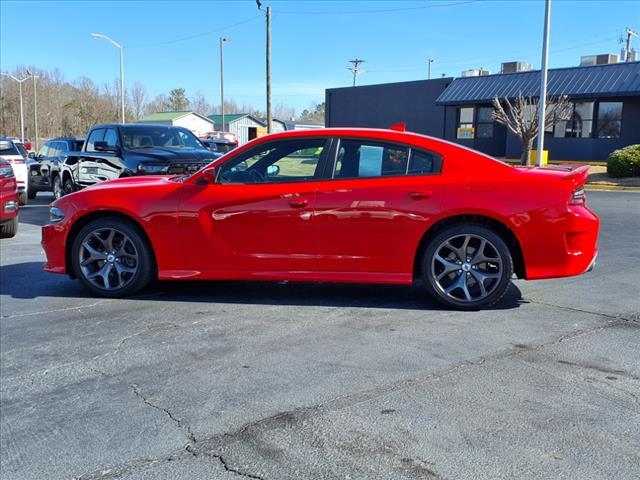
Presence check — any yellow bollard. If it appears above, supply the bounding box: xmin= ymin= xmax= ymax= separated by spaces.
xmin=530 ymin=149 xmax=549 ymax=166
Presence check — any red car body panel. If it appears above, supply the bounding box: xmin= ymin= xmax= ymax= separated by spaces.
xmin=0 ymin=158 xmax=19 ymax=224
xmin=41 ymin=128 xmax=599 ymax=284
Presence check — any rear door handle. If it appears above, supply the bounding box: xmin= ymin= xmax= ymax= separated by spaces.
xmin=408 ymin=191 xmax=432 ymax=200
xmin=288 ymin=199 xmax=308 ymax=208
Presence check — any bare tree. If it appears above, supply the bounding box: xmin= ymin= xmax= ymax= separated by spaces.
xmin=492 ymin=94 xmax=573 ymax=165
xmin=190 ymin=91 xmax=213 ymax=116
xmin=129 ymin=81 xmax=148 ymax=121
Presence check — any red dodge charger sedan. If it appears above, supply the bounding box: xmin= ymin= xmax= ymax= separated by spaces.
xmin=41 ymin=128 xmax=599 ymax=309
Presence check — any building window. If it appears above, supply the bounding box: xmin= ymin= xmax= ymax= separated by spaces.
xmin=596 ymin=102 xmax=622 ymax=138
xmin=565 ymin=102 xmax=594 ymax=138
xmin=457 ymin=107 xmax=474 ymax=139
xmin=476 ymin=107 xmax=494 ymax=138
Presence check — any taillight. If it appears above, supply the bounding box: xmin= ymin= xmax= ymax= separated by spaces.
xmin=569 ymin=186 xmax=586 ymax=206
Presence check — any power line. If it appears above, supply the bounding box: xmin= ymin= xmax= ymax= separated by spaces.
xmin=128 ymin=16 xmax=261 ymax=49
xmin=276 ymin=0 xmax=483 ymax=15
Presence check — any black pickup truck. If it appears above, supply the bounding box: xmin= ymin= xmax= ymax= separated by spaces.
xmin=59 ymin=124 xmax=217 ymax=194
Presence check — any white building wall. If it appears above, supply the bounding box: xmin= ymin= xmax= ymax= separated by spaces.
xmin=230 ymin=117 xmax=266 ymax=144
xmin=173 ymin=114 xmax=215 ymax=137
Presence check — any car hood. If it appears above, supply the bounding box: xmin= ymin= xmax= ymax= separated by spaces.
xmin=86 ymin=175 xmax=181 ymax=191
xmin=127 ymin=147 xmax=216 ymax=163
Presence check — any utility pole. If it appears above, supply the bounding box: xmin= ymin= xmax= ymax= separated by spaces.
xmin=347 ymin=59 xmax=365 ymax=87
xmin=624 ymin=27 xmax=638 ymax=61
xmin=27 ymin=69 xmax=38 ymax=150
xmin=257 ymin=1 xmax=272 ymax=133
xmin=535 ymin=0 xmax=551 ymax=168
xmin=219 ymin=37 xmax=229 ymax=132
xmin=1 ymin=73 xmax=29 ymax=142
xmin=428 ymin=58 xmax=435 ymax=80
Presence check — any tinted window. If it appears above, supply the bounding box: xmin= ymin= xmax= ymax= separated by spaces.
xmin=0 ymin=141 xmax=20 ymax=156
xmin=596 ymin=102 xmax=622 ymax=138
xmin=57 ymin=141 xmax=69 ymax=153
xmin=334 ymin=140 xmax=408 ymax=179
xmin=86 ymin=128 xmax=106 ymax=152
xmin=103 ymin=128 xmax=119 ymax=148
xmin=218 ymin=138 xmax=326 ymax=184
xmin=408 ymin=150 xmax=437 ymax=175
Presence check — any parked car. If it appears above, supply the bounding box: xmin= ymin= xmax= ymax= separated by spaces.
xmin=29 ymin=137 xmax=85 ymax=199
xmin=0 ymin=157 xmax=19 ymax=238
xmin=200 ymin=133 xmax=238 ymax=155
xmin=0 ymin=137 xmax=29 ymax=205
xmin=58 ymin=124 xmax=217 ymax=194
xmin=41 ymin=127 xmax=599 ymax=309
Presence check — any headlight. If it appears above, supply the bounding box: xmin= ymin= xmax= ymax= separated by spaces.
xmin=137 ymin=163 xmax=169 ymax=174
xmin=49 ymin=206 xmax=65 ymax=223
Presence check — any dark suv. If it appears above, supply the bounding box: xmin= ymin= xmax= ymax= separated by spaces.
xmin=29 ymin=137 xmax=85 ymax=199
xmin=59 ymin=124 xmax=217 ymax=194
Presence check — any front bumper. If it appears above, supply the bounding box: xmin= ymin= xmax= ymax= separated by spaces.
xmin=42 ymin=222 xmax=68 ymax=274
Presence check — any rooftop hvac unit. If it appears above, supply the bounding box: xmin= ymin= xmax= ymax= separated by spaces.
xmin=461 ymin=68 xmax=491 ymax=77
xmin=580 ymin=54 xmax=619 ymax=66
xmin=620 ymin=47 xmax=638 ymax=62
xmin=501 ymin=61 xmax=533 ymax=74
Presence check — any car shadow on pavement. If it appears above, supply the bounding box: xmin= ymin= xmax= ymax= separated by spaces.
xmin=0 ymin=261 xmax=524 ymax=311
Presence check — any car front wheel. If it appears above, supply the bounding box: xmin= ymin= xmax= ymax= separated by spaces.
xmin=63 ymin=178 xmax=75 ymax=196
xmin=52 ymin=176 xmax=63 ymax=199
xmin=422 ymin=223 xmax=513 ymax=310
xmin=18 ymin=192 xmax=27 ymax=206
xmin=71 ymin=218 xmax=155 ymax=297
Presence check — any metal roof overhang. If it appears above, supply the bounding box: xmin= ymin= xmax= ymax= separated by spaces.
xmin=436 ymin=62 xmax=640 ymax=105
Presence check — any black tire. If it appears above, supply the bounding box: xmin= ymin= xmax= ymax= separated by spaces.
xmin=63 ymin=177 xmax=75 ymax=196
xmin=28 ymin=189 xmax=37 ymax=200
xmin=422 ymin=223 xmax=513 ymax=310
xmin=18 ymin=192 xmax=27 ymax=206
xmin=0 ymin=216 xmax=18 ymax=239
xmin=52 ymin=176 xmax=63 ymax=199
xmin=71 ymin=217 xmax=155 ymax=298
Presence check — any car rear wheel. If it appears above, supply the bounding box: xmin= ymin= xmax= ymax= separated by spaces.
xmin=52 ymin=176 xmax=63 ymax=199
xmin=0 ymin=216 xmax=18 ymax=239
xmin=71 ymin=218 xmax=155 ymax=298
xmin=422 ymin=223 xmax=513 ymax=310
xmin=18 ymin=192 xmax=27 ymax=206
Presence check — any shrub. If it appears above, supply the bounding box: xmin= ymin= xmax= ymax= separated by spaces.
xmin=607 ymin=144 xmax=640 ymax=178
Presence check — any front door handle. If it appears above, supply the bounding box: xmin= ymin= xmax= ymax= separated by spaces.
xmin=288 ymin=199 xmax=308 ymax=209
xmin=408 ymin=191 xmax=432 ymax=200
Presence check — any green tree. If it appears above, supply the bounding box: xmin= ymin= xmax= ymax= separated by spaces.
xmin=168 ymin=88 xmax=189 ymax=111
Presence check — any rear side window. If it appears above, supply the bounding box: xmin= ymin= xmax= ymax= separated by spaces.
xmin=408 ymin=149 xmax=437 ymax=175
xmin=334 ymin=140 xmax=409 ymax=179
xmin=86 ymin=128 xmax=106 ymax=152
xmin=0 ymin=142 xmax=20 ymax=156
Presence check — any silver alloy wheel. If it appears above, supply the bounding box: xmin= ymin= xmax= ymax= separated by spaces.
xmin=78 ymin=227 xmax=139 ymax=290
xmin=53 ymin=177 xmax=62 ymax=199
xmin=431 ymin=233 xmax=503 ymax=303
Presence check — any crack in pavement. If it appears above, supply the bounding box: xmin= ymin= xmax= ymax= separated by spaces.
xmin=72 ymin=307 xmax=635 ymax=480
xmin=0 ymin=299 xmax=111 ymax=319
xmin=523 ymin=297 xmax=639 ymax=323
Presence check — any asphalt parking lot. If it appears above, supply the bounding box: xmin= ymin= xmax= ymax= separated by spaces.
xmin=1 ymin=190 xmax=639 ymax=480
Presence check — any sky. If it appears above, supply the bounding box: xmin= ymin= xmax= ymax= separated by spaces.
xmin=1 ymin=0 xmax=639 ymax=113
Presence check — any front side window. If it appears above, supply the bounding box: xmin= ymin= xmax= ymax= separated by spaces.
xmin=334 ymin=140 xmax=409 ymax=178
xmin=86 ymin=128 xmax=106 ymax=152
xmin=58 ymin=141 xmax=69 ymax=153
xmin=218 ymin=138 xmax=326 ymax=184
xmin=596 ymin=102 xmax=622 ymax=138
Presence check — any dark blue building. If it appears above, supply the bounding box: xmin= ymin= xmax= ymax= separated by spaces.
xmin=325 ymin=61 xmax=640 ymax=162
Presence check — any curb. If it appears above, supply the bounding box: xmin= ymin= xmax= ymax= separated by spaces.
xmin=585 ymin=183 xmax=640 ymax=191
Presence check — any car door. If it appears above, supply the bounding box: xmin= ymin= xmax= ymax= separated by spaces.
xmin=314 ymin=137 xmax=444 ymax=275
xmin=78 ymin=128 xmax=122 ymax=186
xmin=178 ymin=137 xmax=331 ymax=273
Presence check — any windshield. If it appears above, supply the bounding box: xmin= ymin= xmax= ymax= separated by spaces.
xmin=120 ymin=126 xmax=205 ymax=150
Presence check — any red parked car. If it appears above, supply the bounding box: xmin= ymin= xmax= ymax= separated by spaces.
xmin=41 ymin=128 xmax=599 ymax=309
xmin=0 ymin=157 xmax=19 ymax=238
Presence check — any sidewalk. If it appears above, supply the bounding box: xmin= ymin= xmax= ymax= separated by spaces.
xmin=585 ymin=165 xmax=640 ymax=191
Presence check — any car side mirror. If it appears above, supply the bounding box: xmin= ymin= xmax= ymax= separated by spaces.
xmin=28 ymin=152 xmax=37 ymax=159
xmin=94 ymin=141 xmax=120 ymax=153
xmin=203 ymin=167 xmax=218 ymax=184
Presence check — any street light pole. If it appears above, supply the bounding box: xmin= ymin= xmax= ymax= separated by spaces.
xmin=91 ymin=33 xmax=125 ymax=123
xmin=535 ymin=0 xmax=551 ymax=167
xmin=27 ymin=69 xmax=39 ymax=150
xmin=428 ymin=58 xmax=434 ymax=80
xmin=1 ymin=73 xmax=30 ymax=142
xmin=220 ymin=37 xmax=230 ymax=132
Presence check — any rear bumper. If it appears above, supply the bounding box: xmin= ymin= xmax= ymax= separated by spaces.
xmin=523 ymin=204 xmax=600 ymax=280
